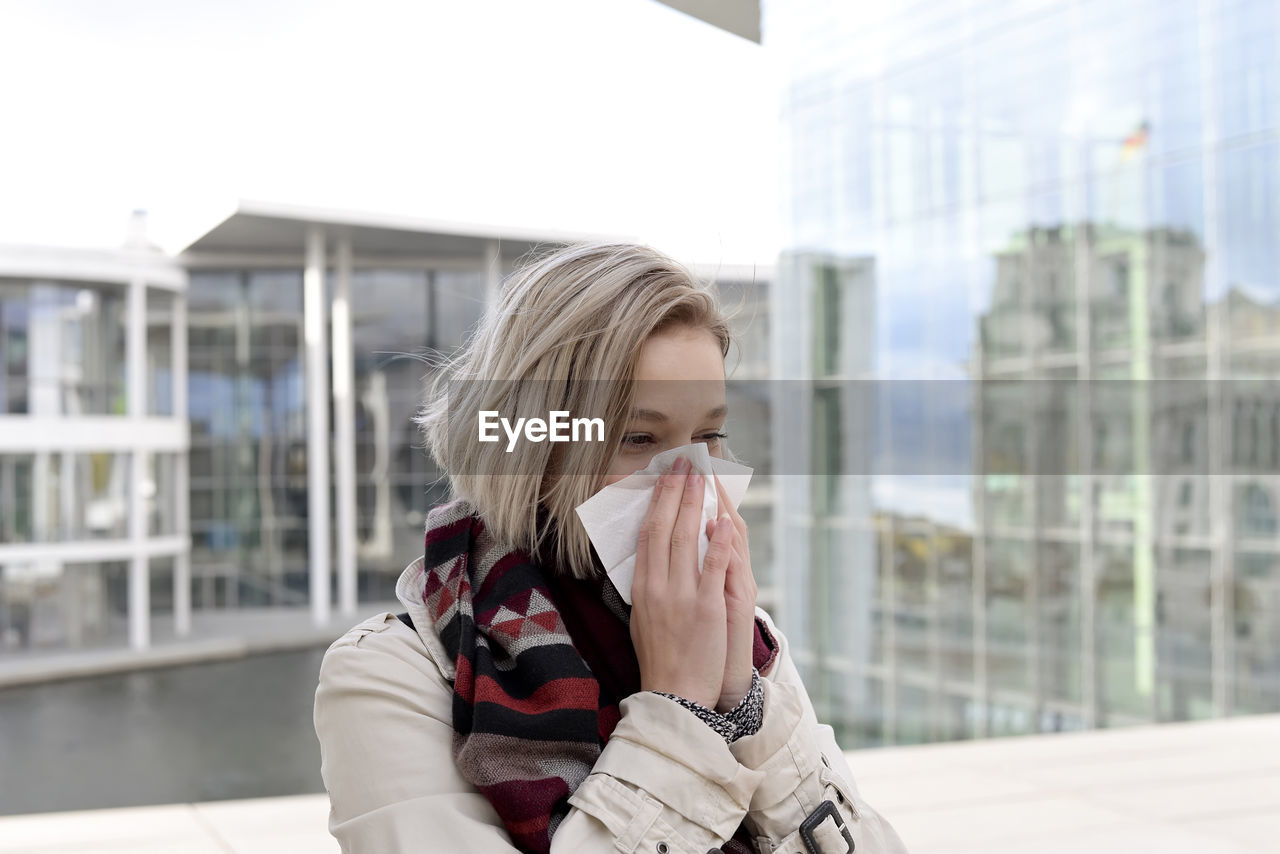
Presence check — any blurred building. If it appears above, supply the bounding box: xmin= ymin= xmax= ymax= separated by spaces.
xmin=771 ymin=251 xmax=880 ymax=731
xmin=178 ymin=202 xmax=570 ymax=628
xmin=761 ymin=0 xmax=1280 ymax=744
xmin=0 ymin=223 xmax=189 ymax=652
xmin=0 ymin=203 xmax=774 ymax=657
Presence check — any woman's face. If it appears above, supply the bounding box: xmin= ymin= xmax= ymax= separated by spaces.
xmin=600 ymin=325 xmax=727 ymax=487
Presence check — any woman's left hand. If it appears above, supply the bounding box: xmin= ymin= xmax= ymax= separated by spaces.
xmin=706 ymin=473 xmax=758 ymax=713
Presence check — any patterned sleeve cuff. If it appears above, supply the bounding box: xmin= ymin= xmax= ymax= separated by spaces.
xmin=724 ymin=668 xmax=764 ymax=739
xmin=651 ymin=669 xmax=763 ymax=744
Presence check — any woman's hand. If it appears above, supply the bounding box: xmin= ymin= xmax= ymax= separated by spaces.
xmin=707 ymin=473 xmax=758 ymax=712
xmin=631 ymin=456 xmax=738 ymax=710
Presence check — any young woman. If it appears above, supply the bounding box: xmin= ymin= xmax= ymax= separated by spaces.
xmin=313 ymin=243 xmax=909 ymax=854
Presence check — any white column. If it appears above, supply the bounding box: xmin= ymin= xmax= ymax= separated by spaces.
xmin=484 ymin=240 xmax=501 ymax=304
xmin=1075 ymin=222 xmax=1099 ymax=728
xmin=127 ymin=277 xmax=149 ymax=650
xmin=333 ymin=236 xmax=358 ymax=617
xmin=305 ymin=227 xmax=332 ymax=626
xmin=172 ymin=293 xmax=191 ymax=637
xmin=30 ymin=287 xmax=61 ymax=596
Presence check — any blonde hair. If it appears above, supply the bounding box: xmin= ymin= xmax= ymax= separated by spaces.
xmin=417 ymin=242 xmax=732 ymax=579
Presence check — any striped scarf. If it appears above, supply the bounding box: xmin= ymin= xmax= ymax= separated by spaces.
xmin=418 ymin=499 xmax=777 ymax=854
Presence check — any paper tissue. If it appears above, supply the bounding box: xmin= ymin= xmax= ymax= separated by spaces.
xmin=574 ymin=443 xmax=753 ymax=604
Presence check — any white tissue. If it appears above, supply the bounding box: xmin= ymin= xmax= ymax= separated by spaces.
xmin=574 ymin=443 xmax=753 ymax=604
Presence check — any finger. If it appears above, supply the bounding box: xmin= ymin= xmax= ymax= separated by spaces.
xmin=723 ymin=545 xmax=757 ymax=611
xmin=723 ymin=554 xmax=757 ymax=655
xmin=640 ymin=466 xmax=687 ymax=587
xmin=712 ymin=473 xmax=749 ymax=544
xmin=634 ymin=505 xmax=652 ymax=606
xmin=698 ymin=515 xmax=734 ymax=599
xmin=707 ymin=510 xmax=750 ymax=583
xmin=668 ymin=470 xmax=704 ymax=593
xmin=636 ymin=470 xmax=670 ymax=594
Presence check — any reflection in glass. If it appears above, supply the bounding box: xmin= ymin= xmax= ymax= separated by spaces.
xmin=771 ymin=0 xmax=1280 ymax=744
xmin=0 ymin=452 xmax=131 ymax=542
xmin=1156 ymin=548 xmax=1214 ymax=721
xmin=1233 ymin=553 xmax=1280 ymax=714
xmin=0 ymin=281 xmax=126 ymax=415
xmin=1039 ymin=542 xmax=1081 ymax=704
xmin=985 ymin=539 xmax=1030 ymax=693
xmin=1097 ymin=544 xmax=1146 ymax=719
xmin=188 ymin=270 xmax=305 ymax=608
xmin=147 ymin=290 xmax=175 ymax=416
xmin=147 ymin=452 xmax=179 ymax=537
xmin=187 ymin=266 xmax=490 ymax=608
xmin=0 ymin=561 xmax=128 ymax=651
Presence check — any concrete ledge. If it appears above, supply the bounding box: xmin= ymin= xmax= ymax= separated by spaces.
xmin=0 ymin=603 xmax=401 ymax=689
xmin=0 ymin=793 xmax=335 ymax=854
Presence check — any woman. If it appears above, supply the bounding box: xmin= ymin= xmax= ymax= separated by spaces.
xmin=314 ymin=243 xmax=909 ymax=854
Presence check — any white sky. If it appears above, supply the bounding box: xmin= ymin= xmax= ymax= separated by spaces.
xmin=0 ymin=0 xmax=778 ymax=266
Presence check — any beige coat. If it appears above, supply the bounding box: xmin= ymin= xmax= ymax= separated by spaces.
xmin=314 ymin=558 xmax=910 ymax=853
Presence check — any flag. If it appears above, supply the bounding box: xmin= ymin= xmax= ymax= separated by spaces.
xmin=1121 ymin=120 xmax=1150 ymax=161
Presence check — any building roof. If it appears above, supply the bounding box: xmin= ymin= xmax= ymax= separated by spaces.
xmin=176 ymin=199 xmax=620 ymax=262
xmin=0 ymin=243 xmax=185 ymax=290
xmin=655 ymin=1 xmax=760 ymax=43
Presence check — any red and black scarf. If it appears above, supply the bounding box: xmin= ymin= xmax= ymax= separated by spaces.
xmin=417 ymin=499 xmax=777 ymax=854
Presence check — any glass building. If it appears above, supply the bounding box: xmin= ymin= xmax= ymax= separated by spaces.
xmin=177 ymin=203 xmax=582 ymax=627
xmin=765 ymin=0 xmax=1280 ymax=744
xmin=0 ymin=232 xmax=190 ymax=652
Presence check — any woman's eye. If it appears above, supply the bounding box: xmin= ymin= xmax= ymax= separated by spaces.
xmin=621 ymin=432 xmax=725 ymax=451
xmin=621 ymin=434 xmax=653 ymax=449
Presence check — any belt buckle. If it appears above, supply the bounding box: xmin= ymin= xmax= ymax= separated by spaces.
xmin=798 ymin=799 xmax=855 ymax=854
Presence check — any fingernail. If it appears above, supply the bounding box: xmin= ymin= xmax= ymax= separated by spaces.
xmin=688 ymin=472 xmax=702 ymax=491
xmin=673 ymin=456 xmax=690 ymax=473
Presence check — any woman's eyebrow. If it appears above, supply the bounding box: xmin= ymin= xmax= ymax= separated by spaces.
xmin=629 ymin=404 xmax=727 ymax=422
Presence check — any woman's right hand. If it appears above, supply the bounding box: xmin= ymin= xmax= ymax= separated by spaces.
xmin=631 ymin=456 xmax=737 ymax=710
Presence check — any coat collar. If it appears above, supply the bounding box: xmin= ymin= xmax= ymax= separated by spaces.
xmin=394 ymin=555 xmax=457 ymax=680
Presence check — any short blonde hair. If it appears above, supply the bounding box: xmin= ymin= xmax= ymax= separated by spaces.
xmin=417 ymin=242 xmax=731 ymax=579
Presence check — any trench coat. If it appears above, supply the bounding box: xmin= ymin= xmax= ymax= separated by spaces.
xmin=314 ymin=557 xmax=911 ymax=854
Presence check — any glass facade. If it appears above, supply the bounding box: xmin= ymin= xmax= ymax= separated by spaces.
xmin=349 ymin=268 xmax=485 ymax=600
xmin=767 ymin=0 xmax=1280 ymax=744
xmin=0 ymin=258 xmax=188 ymax=654
xmin=5 ymin=560 xmax=130 ymax=649
xmin=0 ymin=281 xmax=126 ymax=416
xmin=186 ymin=266 xmax=488 ymax=609
xmin=0 ymin=451 xmax=133 ymax=543
xmin=187 ymin=270 xmax=308 ymax=608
